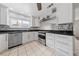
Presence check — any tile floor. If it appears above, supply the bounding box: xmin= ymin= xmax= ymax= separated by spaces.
xmin=0 ymin=41 xmax=55 ymax=56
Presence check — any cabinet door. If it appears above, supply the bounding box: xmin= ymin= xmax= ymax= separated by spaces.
xmin=16 ymin=33 xmax=22 ymax=45
xmin=28 ymin=32 xmax=34 ymax=41
xmin=0 ymin=5 xmax=8 ymax=25
xmin=0 ymin=34 xmax=8 ymax=53
xmin=33 ymin=32 xmax=38 ymax=40
xmin=56 ymin=3 xmax=73 ymax=24
xmin=28 ymin=32 xmax=38 ymax=42
xmin=46 ymin=33 xmax=55 ymax=48
xmin=55 ymin=34 xmax=73 ymax=56
xmin=22 ymin=32 xmax=29 ymax=44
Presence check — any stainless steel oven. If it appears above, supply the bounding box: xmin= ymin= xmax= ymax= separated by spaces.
xmin=38 ymin=31 xmax=46 ymax=46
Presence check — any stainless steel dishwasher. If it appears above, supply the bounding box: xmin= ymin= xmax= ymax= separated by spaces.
xmin=8 ymin=32 xmax=22 ymax=49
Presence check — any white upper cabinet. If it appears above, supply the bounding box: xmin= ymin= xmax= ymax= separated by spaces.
xmin=55 ymin=3 xmax=73 ymax=24
xmin=0 ymin=4 xmax=8 ymax=25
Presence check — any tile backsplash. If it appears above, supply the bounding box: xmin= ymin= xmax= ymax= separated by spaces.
xmin=58 ymin=23 xmax=73 ymax=31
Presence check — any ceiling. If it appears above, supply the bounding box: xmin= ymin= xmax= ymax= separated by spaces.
xmin=1 ymin=3 xmax=52 ymax=17
xmin=1 ymin=3 xmax=38 ymax=16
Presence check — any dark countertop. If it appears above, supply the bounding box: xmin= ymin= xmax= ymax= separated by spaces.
xmin=45 ymin=30 xmax=73 ymax=36
xmin=0 ymin=29 xmax=73 ymax=36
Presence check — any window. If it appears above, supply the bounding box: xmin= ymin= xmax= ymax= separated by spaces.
xmin=9 ymin=10 xmax=31 ymax=28
xmin=9 ymin=17 xmax=22 ymax=28
xmin=22 ymin=20 xmax=30 ymax=28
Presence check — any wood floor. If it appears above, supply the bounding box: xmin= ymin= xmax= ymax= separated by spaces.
xmin=0 ymin=41 xmax=55 ymax=56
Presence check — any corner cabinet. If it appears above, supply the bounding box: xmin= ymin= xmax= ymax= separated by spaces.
xmin=55 ymin=3 xmax=73 ymax=24
xmin=0 ymin=34 xmax=8 ymax=53
xmin=0 ymin=4 xmax=8 ymax=25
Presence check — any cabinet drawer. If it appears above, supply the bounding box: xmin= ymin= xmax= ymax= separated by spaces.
xmin=55 ymin=34 xmax=73 ymax=40
xmin=46 ymin=38 xmax=54 ymax=43
xmin=55 ymin=42 xmax=73 ymax=52
xmin=55 ymin=34 xmax=73 ymax=44
xmin=46 ymin=33 xmax=54 ymax=38
xmin=56 ymin=37 xmax=73 ymax=43
xmin=46 ymin=37 xmax=54 ymax=40
xmin=55 ymin=39 xmax=73 ymax=46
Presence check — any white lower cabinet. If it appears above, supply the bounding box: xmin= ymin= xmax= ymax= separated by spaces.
xmin=0 ymin=34 xmax=8 ymax=53
xmin=46 ymin=33 xmax=73 ymax=56
xmin=32 ymin=32 xmax=38 ymax=40
xmin=28 ymin=32 xmax=34 ymax=42
xmin=28 ymin=32 xmax=38 ymax=41
xmin=22 ymin=32 xmax=38 ymax=44
xmin=46 ymin=33 xmax=55 ymax=48
xmin=22 ymin=32 xmax=29 ymax=44
xmin=55 ymin=34 xmax=73 ymax=56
